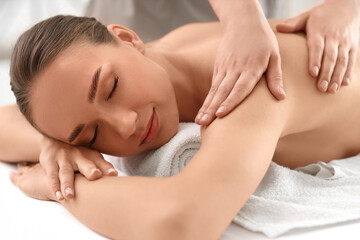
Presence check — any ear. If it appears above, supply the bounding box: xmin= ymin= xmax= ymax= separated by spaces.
xmin=107 ymin=24 xmax=145 ymax=54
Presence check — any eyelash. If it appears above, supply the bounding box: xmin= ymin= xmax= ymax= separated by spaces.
xmin=89 ymin=125 xmax=98 ymax=148
xmin=88 ymin=75 xmax=117 ymax=148
xmin=107 ymin=75 xmax=118 ymax=100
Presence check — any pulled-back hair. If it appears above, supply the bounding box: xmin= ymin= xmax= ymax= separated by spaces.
xmin=10 ymin=15 xmax=114 ymax=126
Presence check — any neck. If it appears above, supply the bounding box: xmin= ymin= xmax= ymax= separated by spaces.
xmin=144 ymin=46 xmax=208 ymax=122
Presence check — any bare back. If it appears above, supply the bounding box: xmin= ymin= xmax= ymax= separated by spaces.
xmin=149 ymin=20 xmax=360 ymax=169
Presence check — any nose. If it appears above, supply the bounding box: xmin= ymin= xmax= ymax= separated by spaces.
xmin=106 ymin=109 xmax=138 ymax=139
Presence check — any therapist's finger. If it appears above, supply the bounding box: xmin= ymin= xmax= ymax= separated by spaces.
xmin=307 ymin=34 xmax=324 ymax=77
xmin=58 ymin=160 xmax=75 ymax=200
xmin=266 ymin=53 xmax=285 ymax=100
xmin=276 ymin=11 xmax=309 ymax=33
xmin=343 ymin=48 xmax=357 ymax=85
xmin=328 ymin=46 xmax=349 ymax=93
xmin=195 ymin=69 xmax=225 ymax=124
xmin=199 ymin=73 xmax=239 ymax=125
xmin=318 ymin=39 xmax=338 ymax=92
xmin=217 ymin=71 xmax=260 ymax=117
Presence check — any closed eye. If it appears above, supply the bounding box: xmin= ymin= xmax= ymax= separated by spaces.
xmin=107 ymin=75 xmax=118 ymax=100
xmin=89 ymin=125 xmax=98 ymax=148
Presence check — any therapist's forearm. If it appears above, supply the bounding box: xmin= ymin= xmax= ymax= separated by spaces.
xmin=345 ymin=0 xmax=360 ymax=12
xmin=209 ymin=0 xmax=266 ymax=29
xmin=0 ymin=104 xmax=41 ymax=162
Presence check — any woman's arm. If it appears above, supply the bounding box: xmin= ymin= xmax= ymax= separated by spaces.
xmin=0 ymin=104 xmax=116 ymax=201
xmin=11 ymin=77 xmax=289 ymax=240
xmin=0 ymin=104 xmax=42 ymax=162
xmin=56 ymin=78 xmax=290 ymax=239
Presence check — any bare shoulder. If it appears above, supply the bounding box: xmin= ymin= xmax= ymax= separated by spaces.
xmin=149 ymin=22 xmax=223 ymax=51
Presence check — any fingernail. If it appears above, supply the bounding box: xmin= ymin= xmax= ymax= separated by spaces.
xmin=91 ymin=168 xmax=101 ymax=175
xmin=201 ymin=113 xmax=209 ymax=122
xmin=216 ymin=106 xmax=225 ymax=115
xmin=56 ymin=191 xmax=63 ymax=201
xmin=107 ymin=168 xmax=117 ymax=175
xmin=278 ymin=86 xmax=286 ymax=97
xmin=344 ymin=78 xmax=351 ymax=85
xmin=329 ymin=82 xmax=338 ymax=93
xmin=313 ymin=66 xmax=319 ymax=76
xmin=196 ymin=112 xmax=204 ymax=121
xmin=65 ymin=187 xmax=74 ymax=198
xmin=320 ymin=80 xmax=328 ymax=92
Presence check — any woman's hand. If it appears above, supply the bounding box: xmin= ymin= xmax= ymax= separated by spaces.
xmin=276 ymin=0 xmax=360 ymax=93
xmin=10 ymin=163 xmax=54 ymax=201
xmin=195 ymin=14 xmax=286 ymax=126
xmin=39 ymin=136 xmax=118 ymax=201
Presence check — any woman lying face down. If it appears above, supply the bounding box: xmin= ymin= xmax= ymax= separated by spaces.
xmin=7 ymin=15 xmax=360 ymax=239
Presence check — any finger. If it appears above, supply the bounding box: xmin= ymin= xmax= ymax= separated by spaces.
xmin=16 ymin=164 xmax=31 ymax=174
xmin=199 ymin=73 xmax=239 ymax=125
xmin=91 ymin=153 xmax=118 ymax=176
xmin=276 ymin=11 xmax=309 ymax=33
xmin=216 ymin=71 xmax=260 ymax=117
xmin=328 ymin=46 xmax=349 ymax=93
xmin=195 ymin=70 xmax=225 ymax=124
xmin=343 ymin=48 xmax=357 ymax=85
xmin=318 ymin=39 xmax=338 ymax=93
xmin=9 ymin=172 xmax=21 ymax=186
xmin=307 ymin=34 xmax=324 ymax=77
xmin=58 ymin=160 xmax=75 ymax=200
xmin=75 ymin=157 xmax=102 ymax=180
xmin=266 ymin=53 xmax=285 ymax=100
xmin=40 ymin=157 xmax=63 ymax=201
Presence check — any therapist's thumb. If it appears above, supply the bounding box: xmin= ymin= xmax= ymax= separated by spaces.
xmin=276 ymin=12 xmax=309 ymax=33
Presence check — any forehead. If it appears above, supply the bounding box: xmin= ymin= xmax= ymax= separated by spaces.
xmin=31 ymin=43 xmax=105 ymax=140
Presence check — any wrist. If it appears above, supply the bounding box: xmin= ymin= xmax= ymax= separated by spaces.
xmin=209 ymin=0 xmax=266 ymax=29
xmin=327 ymin=0 xmax=360 ymax=15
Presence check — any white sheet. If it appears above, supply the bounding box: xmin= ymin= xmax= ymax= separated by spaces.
xmin=1 ymin=160 xmax=360 ymax=240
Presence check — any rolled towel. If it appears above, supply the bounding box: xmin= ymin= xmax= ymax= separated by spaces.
xmin=122 ymin=122 xmax=200 ymax=177
xmin=120 ymin=122 xmax=360 ymax=237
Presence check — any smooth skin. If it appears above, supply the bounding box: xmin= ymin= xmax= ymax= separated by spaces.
xmin=2 ymin=0 xmax=359 ymax=200
xmin=6 ymin=20 xmax=360 ymax=239
xmin=197 ymin=0 xmax=360 ymax=126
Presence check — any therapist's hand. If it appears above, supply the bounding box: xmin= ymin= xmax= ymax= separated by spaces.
xmin=195 ymin=16 xmax=286 ymax=126
xmin=38 ymin=136 xmax=117 ymax=201
xmin=276 ymin=0 xmax=360 ymax=93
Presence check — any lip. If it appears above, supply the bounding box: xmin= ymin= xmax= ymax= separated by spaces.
xmin=140 ymin=108 xmax=159 ymax=145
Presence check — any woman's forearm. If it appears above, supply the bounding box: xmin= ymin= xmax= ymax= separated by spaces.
xmin=59 ymin=79 xmax=288 ymax=240
xmin=60 ymin=174 xmax=187 ymax=240
xmin=0 ymin=104 xmax=42 ymax=162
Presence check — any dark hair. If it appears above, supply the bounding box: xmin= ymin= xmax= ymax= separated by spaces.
xmin=10 ymin=15 xmax=114 ymax=127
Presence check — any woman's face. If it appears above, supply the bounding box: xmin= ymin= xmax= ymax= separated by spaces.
xmin=31 ymin=38 xmax=179 ymax=156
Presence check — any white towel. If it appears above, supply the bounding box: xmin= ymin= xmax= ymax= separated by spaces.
xmin=120 ymin=123 xmax=201 ymax=177
xmin=120 ymin=123 xmax=360 ymax=238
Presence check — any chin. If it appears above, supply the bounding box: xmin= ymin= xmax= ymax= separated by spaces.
xmin=155 ymin=116 xmax=179 ymax=148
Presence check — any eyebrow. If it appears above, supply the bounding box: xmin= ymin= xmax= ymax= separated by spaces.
xmin=88 ymin=66 xmax=102 ymax=103
xmin=68 ymin=67 xmax=101 ymax=143
xmin=67 ymin=124 xmax=85 ymax=143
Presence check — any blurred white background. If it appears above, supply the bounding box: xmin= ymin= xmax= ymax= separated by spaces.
xmin=0 ymin=0 xmax=90 ymax=106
